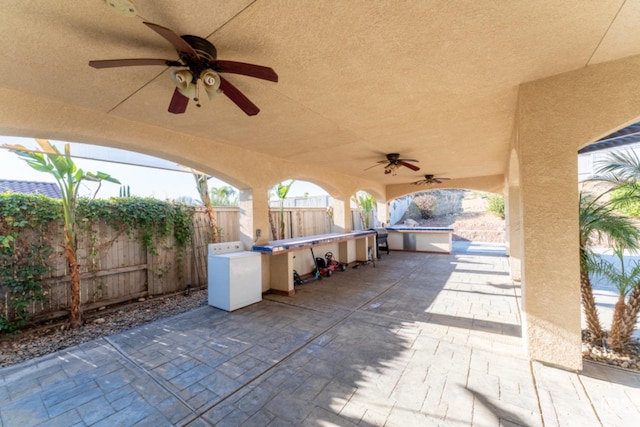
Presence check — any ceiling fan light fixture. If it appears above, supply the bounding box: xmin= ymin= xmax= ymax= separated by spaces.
xmin=170 ymin=69 xmax=195 ymax=97
xmin=201 ymin=70 xmax=221 ymax=100
xmin=384 ymin=163 xmax=399 ymax=175
xmin=89 ymin=20 xmax=277 ymax=115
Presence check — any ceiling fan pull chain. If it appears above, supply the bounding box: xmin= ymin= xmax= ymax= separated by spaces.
xmin=194 ymin=78 xmax=201 ymax=107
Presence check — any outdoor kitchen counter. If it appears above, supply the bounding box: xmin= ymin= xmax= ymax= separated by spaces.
xmin=386 ymin=226 xmax=453 ymax=254
xmin=253 ymin=230 xmax=377 ymax=295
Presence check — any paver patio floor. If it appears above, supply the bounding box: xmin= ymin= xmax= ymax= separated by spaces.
xmin=1 ymin=242 xmax=639 ymax=426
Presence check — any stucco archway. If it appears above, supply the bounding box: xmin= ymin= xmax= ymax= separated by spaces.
xmin=514 ymin=54 xmax=640 ymax=370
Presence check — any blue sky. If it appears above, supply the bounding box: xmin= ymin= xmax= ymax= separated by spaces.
xmin=0 ymin=136 xmax=327 ymax=201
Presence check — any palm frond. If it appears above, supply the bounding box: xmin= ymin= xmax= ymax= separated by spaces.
xmin=594 ymin=150 xmax=640 ymax=181
xmin=579 ymin=191 xmax=640 ymax=252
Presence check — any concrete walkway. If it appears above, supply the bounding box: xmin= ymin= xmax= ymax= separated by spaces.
xmin=1 ymin=242 xmax=639 ymax=426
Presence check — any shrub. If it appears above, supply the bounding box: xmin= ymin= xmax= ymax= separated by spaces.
xmin=609 ymin=185 xmax=640 ymax=217
xmin=486 ymin=194 xmax=505 ymax=219
xmin=413 ymin=194 xmax=439 ymax=219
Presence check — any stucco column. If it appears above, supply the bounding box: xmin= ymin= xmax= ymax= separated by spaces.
xmin=376 ymin=201 xmax=389 ymax=228
xmin=504 ymin=192 xmax=511 ymax=256
xmin=239 ymin=186 xmax=270 ymax=248
xmin=506 ymin=189 xmax=522 ymax=282
xmin=330 ymin=196 xmax=351 ymax=232
xmin=506 ymin=154 xmax=522 ymax=282
xmin=516 ymin=116 xmax=582 ymax=371
xmin=239 ymin=186 xmax=272 ymax=292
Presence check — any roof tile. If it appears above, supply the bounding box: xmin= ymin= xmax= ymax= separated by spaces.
xmin=0 ymin=179 xmax=62 ymax=199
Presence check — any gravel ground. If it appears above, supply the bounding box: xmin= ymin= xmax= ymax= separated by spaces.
xmin=0 ymin=288 xmax=207 ymax=368
xmin=582 ymin=331 xmax=640 ymax=372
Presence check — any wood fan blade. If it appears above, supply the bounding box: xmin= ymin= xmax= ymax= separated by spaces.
xmin=143 ymin=22 xmax=199 ymax=58
xmin=219 ymin=76 xmax=260 ymax=116
xmin=399 ymin=161 xmax=420 ymax=171
xmin=168 ymin=88 xmax=189 ymax=114
xmin=210 ymin=60 xmax=278 ymax=82
xmin=364 ymin=163 xmax=384 ymax=171
xmin=89 ymin=58 xmax=179 ymax=68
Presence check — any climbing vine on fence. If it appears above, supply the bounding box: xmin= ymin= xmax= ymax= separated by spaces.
xmin=76 ymin=197 xmax=194 ymax=254
xmin=1 ymin=194 xmax=194 ymax=333
xmin=0 ymin=194 xmax=61 ymax=333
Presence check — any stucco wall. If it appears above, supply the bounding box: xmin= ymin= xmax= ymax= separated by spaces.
xmin=512 ymin=54 xmax=640 ymax=370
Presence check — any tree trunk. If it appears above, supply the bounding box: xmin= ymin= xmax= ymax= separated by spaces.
xmin=206 ymin=205 xmax=220 ymax=243
xmin=580 ymin=267 xmax=604 ymax=340
xmin=619 ymin=286 xmax=640 ymax=348
xmin=268 ymin=207 xmax=277 ymax=240
xmin=607 ymin=294 xmax=628 ymax=350
xmin=279 ymin=205 xmax=286 ymax=240
xmin=64 ymin=231 xmax=82 ymax=328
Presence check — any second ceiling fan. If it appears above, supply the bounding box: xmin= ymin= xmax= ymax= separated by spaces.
xmin=366 ymin=153 xmax=420 ymax=175
xmin=411 ymin=174 xmax=450 ymax=185
xmin=89 ymin=21 xmax=278 ymax=116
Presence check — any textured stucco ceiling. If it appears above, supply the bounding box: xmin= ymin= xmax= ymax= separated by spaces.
xmin=1 ymin=0 xmax=638 ymax=189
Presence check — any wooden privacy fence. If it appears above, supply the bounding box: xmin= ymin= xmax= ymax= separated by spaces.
xmin=2 ymin=206 xmax=369 ymax=322
xmin=268 ymin=207 xmax=373 ymax=239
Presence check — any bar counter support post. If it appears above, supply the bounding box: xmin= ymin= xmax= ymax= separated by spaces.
xmin=269 ymin=252 xmax=294 ymax=295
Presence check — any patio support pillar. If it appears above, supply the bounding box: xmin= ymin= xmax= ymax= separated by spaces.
xmin=376 ymin=201 xmax=389 ymax=228
xmin=239 ymin=186 xmax=271 ymax=292
xmin=330 ymin=196 xmax=351 ymax=233
xmin=507 ymin=150 xmax=522 ymax=282
xmin=516 ymin=89 xmax=582 ymax=371
xmin=239 ymin=186 xmax=270 ymax=247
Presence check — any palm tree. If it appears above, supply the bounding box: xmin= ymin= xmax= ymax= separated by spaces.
xmin=578 ymin=191 xmax=640 ymax=340
xmin=210 ymin=185 xmax=238 ymax=206
xmin=589 ymin=247 xmax=640 ymax=349
xmin=352 ymin=192 xmax=376 ymax=229
xmin=588 ymin=149 xmax=640 ymax=347
xmin=6 ymin=139 xmax=119 ymax=327
xmin=620 ymin=285 xmax=640 ymax=347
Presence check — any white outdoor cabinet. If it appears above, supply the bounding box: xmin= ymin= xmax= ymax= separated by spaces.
xmin=208 ymin=251 xmax=262 ymax=311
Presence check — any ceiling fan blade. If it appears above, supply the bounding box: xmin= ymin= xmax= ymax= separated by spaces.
xmin=364 ymin=163 xmax=384 ymax=171
xmin=143 ymin=22 xmax=199 ymax=58
xmin=399 ymin=161 xmax=420 ymax=171
xmin=89 ymin=58 xmax=179 ymax=69
xmin=219 ymin=76 xmax=260 ymax=116
xmin=168 ymin=88 xmax=189 ymax=114
xmin=210 ymin=60 xmax=278 ymax=82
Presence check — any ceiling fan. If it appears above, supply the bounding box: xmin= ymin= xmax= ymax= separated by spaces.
xmin=411 ymin=174 xmax=451 ymax=185
xmin=89 ymin=21 xmax=278 ymax=116
xmin=365 ymin=153 xmax=420 ymax=175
